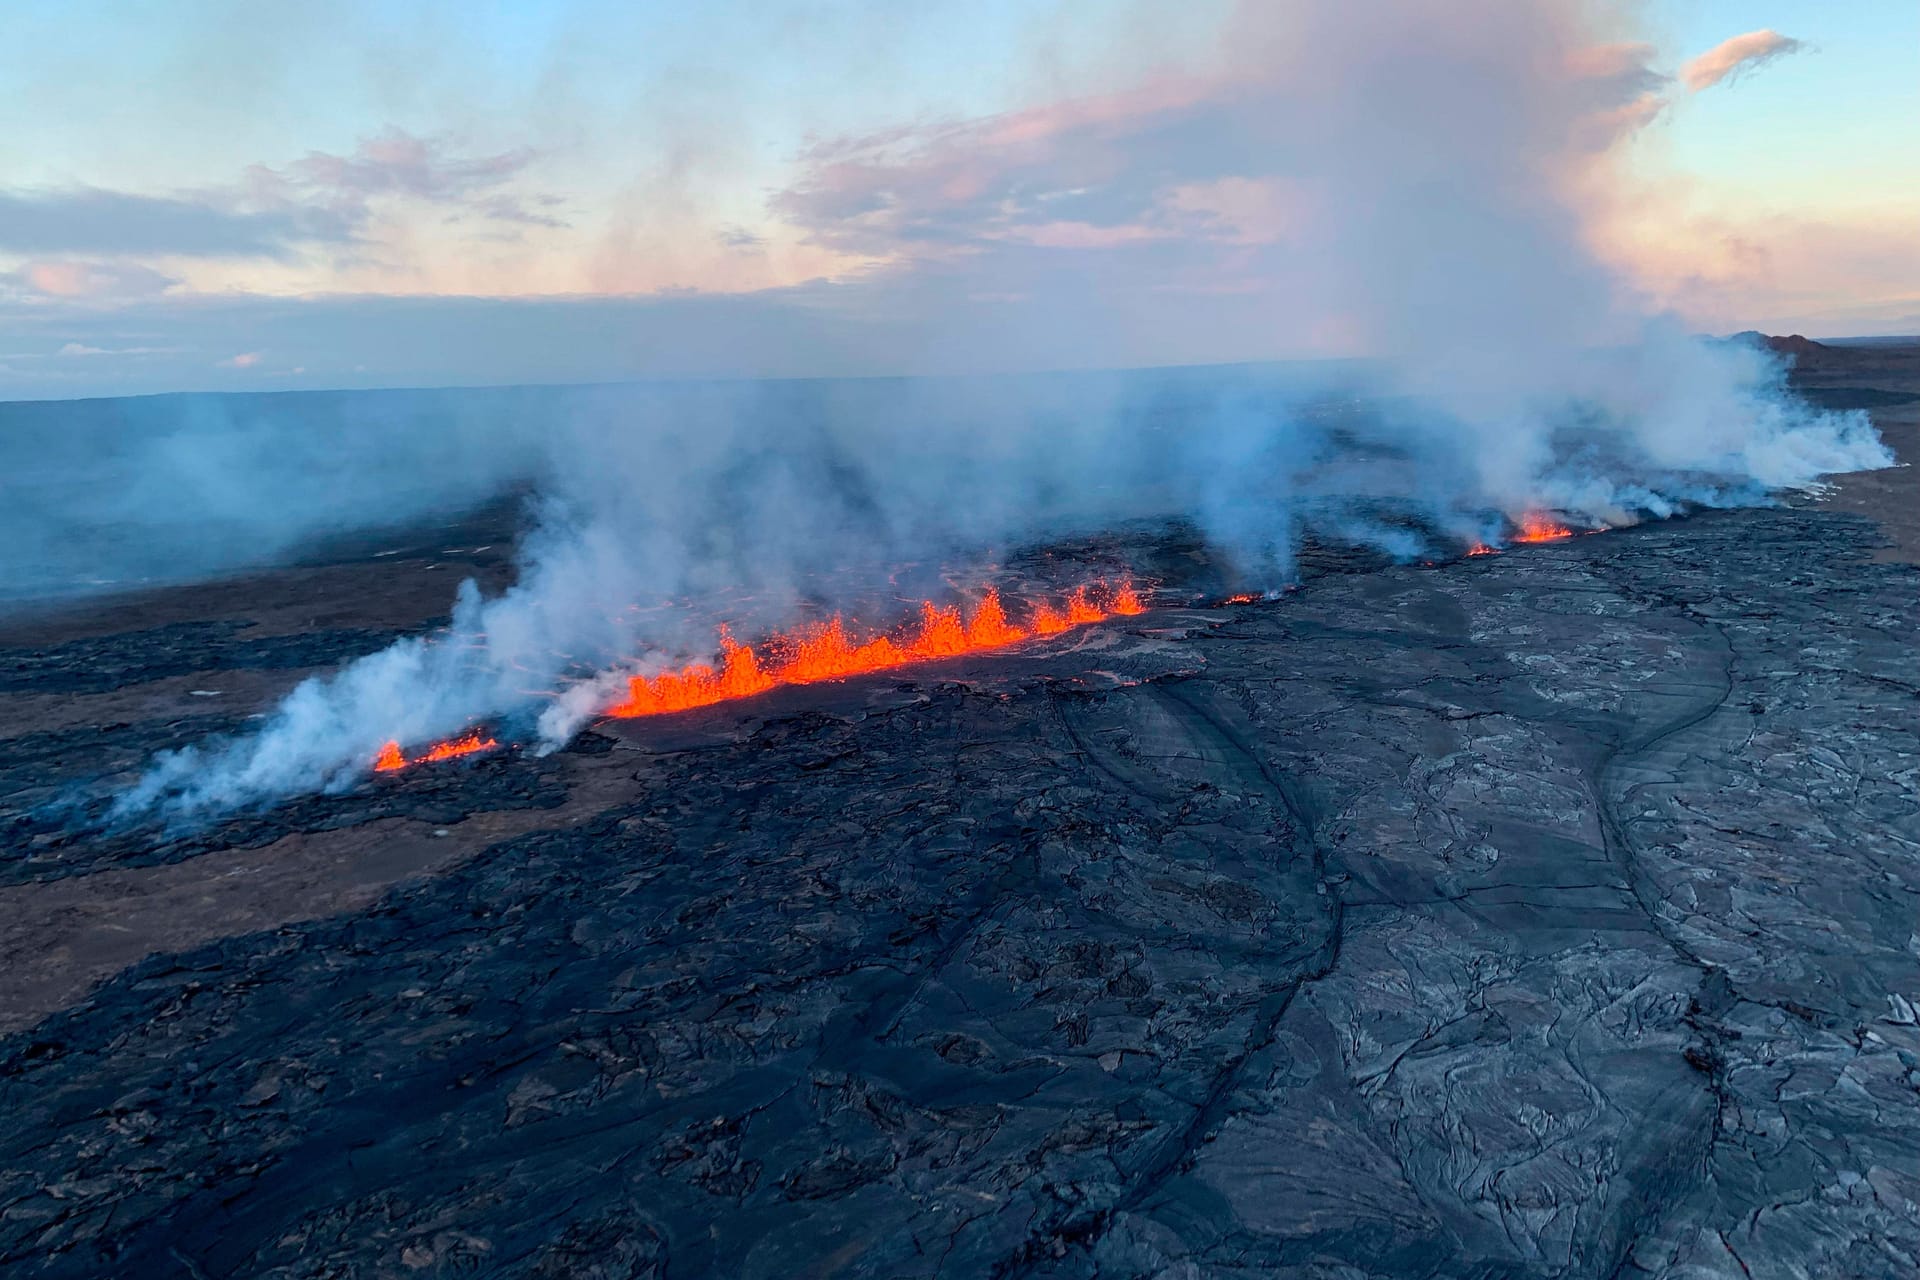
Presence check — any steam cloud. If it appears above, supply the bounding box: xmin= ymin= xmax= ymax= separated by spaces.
xmin=112 ymin=0 xmax=1891 ymax=820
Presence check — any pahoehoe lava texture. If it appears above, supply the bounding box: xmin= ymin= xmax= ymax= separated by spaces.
xmin=2 ymin=506 xmax=1918 ymax=1278
xmin=0 ymin=619 xmax=442 ymax=697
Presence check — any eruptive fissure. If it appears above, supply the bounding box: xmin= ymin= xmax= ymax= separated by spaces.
xmin=1513 ymin=513 xmax=1580 ymax=543
xmin=1468 ymin=511 xmax=1594 ymax=557
xmin=368 ymin=517 xmax=1615 ymax=776
xmin=359 ymin=513 xmax=1628 ymax=776
xmin=373 ymin=730 xmax=498 ymax=773
xmin=372 ymin=581 xmax=1145 ymax=772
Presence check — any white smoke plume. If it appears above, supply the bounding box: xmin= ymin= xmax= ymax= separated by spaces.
xmin=113 ymin=0 xmax=1891 ymax=820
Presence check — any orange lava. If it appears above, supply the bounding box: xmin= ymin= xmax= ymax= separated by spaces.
xmin=373 ymin=729 xmax=498 ymax=773
xmin=1513 ymin=513 xmax=1576 ymax=543
xmin=1221 ymin=592 xmax=1262 ymax=604
xmin=608 ymin=582 xmax=1143 ymax=720
xmin=1466 ymin=543 xmax=1499 ymax=557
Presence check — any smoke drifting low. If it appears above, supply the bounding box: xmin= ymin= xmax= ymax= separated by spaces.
xmin=0 ymin=387 xmax=552 ymax=603
xmin=112 ymin=0 xmax=1891 ymax=819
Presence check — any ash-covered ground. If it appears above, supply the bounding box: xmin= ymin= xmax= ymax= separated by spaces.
xmin=2 ymin=347 xmax=1918 ymax=1279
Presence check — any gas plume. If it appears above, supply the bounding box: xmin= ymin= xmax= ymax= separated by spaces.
xmin=112 ymin=0 xmax=1890 ymax=818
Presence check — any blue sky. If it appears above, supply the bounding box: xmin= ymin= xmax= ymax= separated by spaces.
xmin=1646 ymin=1 xmax=1917 ymax=211
xmin=0 ymin=0 xmax=1913 ymax=398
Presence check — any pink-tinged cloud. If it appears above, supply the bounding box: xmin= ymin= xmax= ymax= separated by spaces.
xmin=771 ymin=0 xmax=1667 ymax=345
xmin=220 ymin=351 xmax=262 ymax=368
xmin=1681 ymin=30 xmax=1805 ymax=93
xmin=18 ymin=259 xmax=176 ymax=298
xmin=268 ymin=130 xmax=554 ymax=225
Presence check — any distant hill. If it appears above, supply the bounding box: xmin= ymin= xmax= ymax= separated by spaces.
xmin=1727 ymin=331 xmax=1831 ymax=361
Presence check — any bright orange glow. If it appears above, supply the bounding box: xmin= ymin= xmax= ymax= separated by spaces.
xmin=417 ymin=730 xmax=499 ymax=764
xmin=373 ymin=729 xmax=498 ymax=773
xmin=1221 ymin=591 xmax=1262 ymax=605
xmin=608 ymin=581 xmax=1143 ymax=720
xmin=1513 ymin=513 xmax=1576 ymax=543
xmin=1466 ymin=543 xmax=1499 ymax=557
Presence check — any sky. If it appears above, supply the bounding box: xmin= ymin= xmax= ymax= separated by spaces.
xmin=0 ymin=0 xmax=1913 ymax=399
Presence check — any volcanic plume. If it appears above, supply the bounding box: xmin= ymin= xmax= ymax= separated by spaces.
xmin=109 ymin=0 xmax=1893 ymax=820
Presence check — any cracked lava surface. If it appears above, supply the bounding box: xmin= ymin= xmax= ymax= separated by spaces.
xmin=2 ymin=352 xmax=1919 ymax=1278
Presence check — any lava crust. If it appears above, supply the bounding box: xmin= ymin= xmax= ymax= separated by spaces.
xmin=1 ymin=351 xmax=1918 ymax=1278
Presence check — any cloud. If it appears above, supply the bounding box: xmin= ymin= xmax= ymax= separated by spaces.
xmin=294 ymin=131 xmax=533 ymax=202
xmin=771 ymin=79 xmax=1229 ymax=257
xmin=0 ymin=3 xmax=1703 ymax=401
xmin=1681 ymin=30 xmax=1806 ymax=93
xmin=253 ymin=129 xmax=561 ymax=228
xmin=55 ymin=342 xmax=108 ymax=357
xmin=1595 ymin=197 xmax=1920 ymax=337
xmin=762 ymin=0 xmax=1673 ymax=380
xmin=5 ymin=259 xmax=179 ymax=299
xmin=0 ymin=130 xmax=554 ymax=265
xmin=0 ymin=2 xmax=1704 ymax=403
xmin=0 ymin=190 xmax=346 ymax=258
xmin=771 ymin=6 xmax=1670 ymax=273
xmin=0 ymin=6 xmax=1885 ymax=402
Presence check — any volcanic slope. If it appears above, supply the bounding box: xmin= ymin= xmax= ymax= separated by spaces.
xmin=3 ymin=345 xmax=1920 ymax=1278
xmin=0 ymin=499 xmax=1915 ymax=1278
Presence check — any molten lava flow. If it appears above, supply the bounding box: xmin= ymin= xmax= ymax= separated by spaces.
xmin=1513 ymin=513 xmax=1576 ymax=543
xmin=1028 ymin=587 xmax=1090 ymax=636
xmin=417 ymin=730 xmax=499 ymax=764
xmin=1466 ymin=543 xmax=1499 ymax=557
xmin=608 ymin=582 xmax=1142 ymax=720
xmin=373 ymin=729 xmax=498 ymax=773
xmin=1221 ymin=591 xmax=1262 ymax=604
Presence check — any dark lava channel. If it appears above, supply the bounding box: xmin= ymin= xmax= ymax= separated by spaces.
xmin=0 ymin=503 xmax=1915 ymax=1278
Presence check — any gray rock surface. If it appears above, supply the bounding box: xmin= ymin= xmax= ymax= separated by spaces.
xmin=2 ymin=505 xmax=1916 ymax=1278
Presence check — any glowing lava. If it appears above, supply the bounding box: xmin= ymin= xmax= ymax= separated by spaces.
xmin=1513 ymin=513 xmax=1576 ymax=543
xmin=608 ymin=581 xmax=1144 ymax=720
xmin=1466 ymin=543 xmax=1499 ymax=557
xmin=373 ymin=729 xmax=498 ymax=773
xmin=370 ymin=580 xmax=1145 ymax=770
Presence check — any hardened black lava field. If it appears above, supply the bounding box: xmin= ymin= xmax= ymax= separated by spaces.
xmin=3 ymin=346 xmax=1918 ymax=1278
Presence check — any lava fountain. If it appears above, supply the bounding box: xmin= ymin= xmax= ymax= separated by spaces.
xmin=1513 ymin=513 xmax=1578 ymax=542
xmin=373 ymin=580 xmax=1144 ymax=771
xmin=610 ymin=582 xmax=1142 ymax=719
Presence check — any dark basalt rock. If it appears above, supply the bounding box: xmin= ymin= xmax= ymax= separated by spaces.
xmin=1 ymin=735 xmax=570 ymax=888
xmin=0 ymin=618 xmax=446 ymax=696
xmin=0 ymin=506 xmax=1917 ymax=1278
